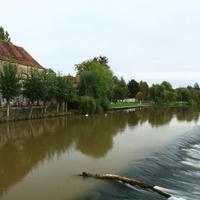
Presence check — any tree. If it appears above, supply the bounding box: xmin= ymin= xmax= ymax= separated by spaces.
xmin=149 ymin=84 xmax=165 ymax=105
xmin=194 ymin=82 xmax=200 ymax=90
xmin=0 ymin=26 xmax=11 ymax=42
xmin=111 ymin=76 xmax=127 ymax=103
xmin=139 ymin=81 xmax=149 ymax=100
xmin=0 ymin=61 xmax=21 ymax=117
xmin=22 ymin=68 xmax=44 ymax=118
xmin=55 ymin=73 xmax=75 ymax=112
xmin=39 ymin=69 xmax=57 ymax=113
xmin=189 ymin=83 xmax=200 ymax=105
xmin=136 ymin=92 xmax=143 ymax=104
xmin=79 ymin=96 xmax=96 ymax=114
xmin=175 ymin=87 xmax=192 ymax=105
xmin=163 ymin=90 xmax=177 ymax=104
xmin=77 ymin=58 xmax=113 ymax=111
xmin=93 ymin=55 xmax=109 ymax=68
xmin=127 ymin=79 xmax=139 ymax=98
xmin=75 ymin=55 xmax=110 ymax=73
xmin=161 ymin=81 xmax=173 ymax=91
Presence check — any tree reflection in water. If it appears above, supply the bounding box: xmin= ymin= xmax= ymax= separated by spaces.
xmin=0 ymin=107 xmax=199 ymax=197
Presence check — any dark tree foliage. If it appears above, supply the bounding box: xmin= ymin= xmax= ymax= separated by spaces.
xmin=111 ymin=76 xmax=127 ymax=103
xmin=127 ymin=79 xmax=139 ymax=98
xmin=0 ymin=26 xmax=11 ymax=42
xmin=161 ymin=81 xmax=173 ymax=91
xmin=93 ymin=55 xmax=109 ymax=68
xmin=175 ymin=87 xmax=192 ymax=105
xmin=55 ymin=73 xmax=75 ymax=112
xmin=149 ymin=84 xmax=165 ymax=105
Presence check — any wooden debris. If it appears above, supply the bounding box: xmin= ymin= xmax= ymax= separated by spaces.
xmin=80 ymin=172 xmax=171 ymax=198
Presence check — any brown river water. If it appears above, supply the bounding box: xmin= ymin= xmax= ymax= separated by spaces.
xmin=0 ymin=107 xmax=199 ymax=200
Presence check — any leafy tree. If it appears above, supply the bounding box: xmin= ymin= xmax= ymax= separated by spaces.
xmin=0 ymin=26 xmax=11 ymax=42
xmin=111 ymin=76 xmax=127 ymax=103
xmin=55 ymin=73 xmax=75 ymax=112
xmin=127 ymin=79 xmax=139 ymax=98
xmin=0 ymin=61 xmax=21 ymax=117
xmin=39 ymin=69 xmax=57 ymax=113
xmin=194 ymin=82 xmax=200 ymax=90
xmin=175 ymin=87 xmax=192 ymax=105
xmin=163 ymin=90 xmax=177 ymax=104
xmin=136 ymin=91 xmax=143 ymax=104
xmin=189 ymin=83 xmax=200 ymax=105
xmin=161 ymin=81 xmax=173 ymax=91
xmin=190 ymin=88 xmax=200 ymax=105
xmin=93 ymin=55 xmax=109 ymax=68
xmin=77 ymin=58 xmax=113 ymax=111
xmin=149 ymin=84 xmax=165 ymax=105
xmin=79 ymin=96 xmax=96 ymax=114
xmin=139 ymin=81 xmax=149 ymax=100
xmin=63 ymin=77 xmax=76 ymax=111
xmin=22 ymin=68 xmax=44 ymax=118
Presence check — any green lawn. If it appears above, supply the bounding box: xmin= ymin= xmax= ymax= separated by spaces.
xmin=108 ymin=101 xmax=151 ymax=109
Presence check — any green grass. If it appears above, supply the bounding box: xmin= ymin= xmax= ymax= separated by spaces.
xmin=108 ymin=101 xmax=151 ymax=109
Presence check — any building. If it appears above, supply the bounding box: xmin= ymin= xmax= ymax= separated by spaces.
xmin=68 ymin=75 xmax=80 ymax=84
xmin=0 ymin=40 xmax=44 ymax=72
xmin=0 ymin=40 xmax=44 ymax=107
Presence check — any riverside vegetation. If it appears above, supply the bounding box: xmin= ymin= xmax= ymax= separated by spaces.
xmin=0 ymin=57 xmax=200 ymax=122
xmin=1 ymin=25 xmax=200 ymax=121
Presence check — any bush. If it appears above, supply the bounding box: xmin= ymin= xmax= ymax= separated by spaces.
xmin=68 ymin=98 xmax=80 ymax=110
xmin=79 ymin=96 xmax=96 ymax=114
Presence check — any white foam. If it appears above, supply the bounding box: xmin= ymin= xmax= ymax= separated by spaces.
xmin=185 ymin=148 xmax=200 ymax=160
xmin=154 ymin=186 xmax=175 ymax=194
xmin=168 ymin=197 xmax=186 ymax=200
xmin=181 ymin=159 xmax=200 ymax=169
xmin=194 ymin=144 xmax=200 ymax=149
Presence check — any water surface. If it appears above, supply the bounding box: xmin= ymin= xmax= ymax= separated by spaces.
xmin=0 ymin=107 xmax=199 ymax=199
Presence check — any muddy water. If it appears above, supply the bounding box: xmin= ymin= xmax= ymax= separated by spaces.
xmin=0 ymin=107 xmax=199 ymax=200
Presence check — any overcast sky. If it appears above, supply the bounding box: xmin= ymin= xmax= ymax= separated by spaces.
xmin=1 ymin=0 xmax=200 ymax=88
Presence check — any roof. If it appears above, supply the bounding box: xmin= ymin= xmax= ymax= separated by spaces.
xmin=0 ymin=40 xmax=44 ymax=69
xmin=68 ymin=75 xmax=80 ymax=84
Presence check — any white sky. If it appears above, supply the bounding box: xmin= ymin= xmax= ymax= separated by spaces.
xmin=1 ymin=0 xmax=200 ymax=88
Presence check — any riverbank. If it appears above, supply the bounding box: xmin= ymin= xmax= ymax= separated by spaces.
xmin=108 ymin=102 xmax=153 ymax=110
xmin=0 ymin=111 xmax=75 ymax=123
xmin=0 ymin=101 xmax=188 ymax=123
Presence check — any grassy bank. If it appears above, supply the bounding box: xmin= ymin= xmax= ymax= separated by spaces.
xmin=108 ymin=102 xmax=152 ymax=109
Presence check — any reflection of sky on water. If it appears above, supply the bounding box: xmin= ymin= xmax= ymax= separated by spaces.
xmin=0 ymin=107 xmax=200 ymax=200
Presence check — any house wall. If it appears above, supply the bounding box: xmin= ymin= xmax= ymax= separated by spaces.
xmin=0 ymin=61 xmax=43 ymax=73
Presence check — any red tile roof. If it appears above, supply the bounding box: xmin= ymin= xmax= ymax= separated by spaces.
xmin=0 ymin=40 xmax=44 ymax=69
xmin=68 ymin=75 xmax=80 ymax=83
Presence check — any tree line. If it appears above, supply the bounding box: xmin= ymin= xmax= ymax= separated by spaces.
xmin=128 ymin=79 xmax=200 ymax=106
xmin=1 ymin=57 xmax=200 ymax=118
xmin=0 ymin=61 xmax=75 ymax=117
xmin=1 ymin=26 xmax=200 ymax=118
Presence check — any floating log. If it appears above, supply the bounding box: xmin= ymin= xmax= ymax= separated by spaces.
xmin=80 ymin=172 xmax=171 ymax=198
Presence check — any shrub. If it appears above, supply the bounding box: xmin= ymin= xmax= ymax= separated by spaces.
xmin=79 ymin=96 xmax=96 ymax=114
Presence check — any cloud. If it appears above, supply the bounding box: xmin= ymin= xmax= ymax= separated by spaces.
xmin=1 ymin=0 xmax=200 ymax=88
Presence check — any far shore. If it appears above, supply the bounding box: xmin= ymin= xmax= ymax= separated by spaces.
xmin=0 ymin=101 xmax=189 ymax=123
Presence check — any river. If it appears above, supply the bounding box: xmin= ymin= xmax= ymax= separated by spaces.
xmin=0 ymin=107 xmax=199 ymax=200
